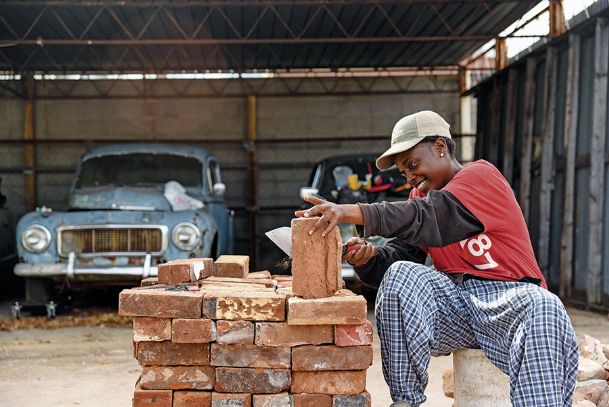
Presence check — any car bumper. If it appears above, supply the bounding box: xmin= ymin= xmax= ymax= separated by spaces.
xmin=14 ymin=253 xmax=157 ymax=281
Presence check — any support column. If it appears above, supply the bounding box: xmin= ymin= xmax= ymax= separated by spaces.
xmin=246 ymin=95 xmax=258 ymax=269
xmin=519 ymin=58 xmax=537 ymax=222
xmin=458 ymin=68 xmax=474 ymax=162
xmin=550 ymin=0 xmax=565 ymax=38
xmin=495 ymin=37 xmax=507 ymax=71
xmin=23 ymin=73 xmax=36 ymax=212
xmin=502 ymin=68 xmax=518 ymax=184
xmin=560 ymin=34 xmax=581 ymax=299
xmin=587 ymin=18 xmax=608 ymax=304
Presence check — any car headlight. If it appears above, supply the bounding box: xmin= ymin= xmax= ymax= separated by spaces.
xmin=21 ymin=224 xmax=52 ymax=253
xmin=171 ymin=222 xmax=201 ymax=251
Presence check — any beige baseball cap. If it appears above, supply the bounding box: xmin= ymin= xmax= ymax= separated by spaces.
xmin=376 ymin=110 xmax=451 ymax=170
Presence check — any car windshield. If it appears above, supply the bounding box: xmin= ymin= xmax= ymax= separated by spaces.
xmin=76 ymin=153 xmax=203 ymax=189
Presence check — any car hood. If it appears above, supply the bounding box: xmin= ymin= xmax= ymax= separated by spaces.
xmin=69 ymin=186 xmax=173 ymax=211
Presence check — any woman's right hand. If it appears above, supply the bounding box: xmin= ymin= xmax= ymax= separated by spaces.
xmin=343 ymin=236 xmax=377 ymax=266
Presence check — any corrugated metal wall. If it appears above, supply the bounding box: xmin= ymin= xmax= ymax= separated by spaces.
xmin=473 ymin=9 xmax=609 ymax=308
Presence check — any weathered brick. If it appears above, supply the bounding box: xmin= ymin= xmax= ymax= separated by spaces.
xmin=287 ymin=296 xmax=367 ymax=325
xmin=334 ymin=322 xmax=373 ymax=347
xmin=253 ymin=393 xmax=290 ymax=407
xmin=206 ymin=276 xmax=276 ymax=288
xmin=172 ymin=319 xmax=216 ymax=343
xmin=212 ymin=393 xmax=252 ymax=407
xmin=141 ymin=277 xmax=159 ymax=287
xmin=135 ymin=341 xmax=210 ymax=366
xmin=173 ymin=391 xmax=212 ymax=407
xmin=133 ymin=317 xmax=171 ymax=342
xmin=140 ymin=366 xmax=215 ymax=390
xmin=216 ymin=320 xmax=255 ymax=344
xmin=277 ymin=281 xmax=292 ymax=288
xmin=292 ymin=345 xmax=372 ymax=371
xmin=255 ymin=323 xmax=333 ymax=347
xmin=291 ymin=371 xmax=366 ymax=395
xmin=133 ymin=387 xmax=172 ymax=407
xmin=275 ymin=287 xmax=296 ymax=298
xmin=211 ymin=344 xmax=291 ymax=368
xmin=158 ymin=258 xmax=214 ymax=284
xmin=291 ymin=394 xmax=332 ymax=407
xmin=332 ymin=392 xmax=371 ymax=407
xmin=203 ymin=291 xmax=286 ymax=321
xmin=214 ymin=368 xmax=291 ymax=394
xmin=214 ymin=255 xmax=250 ymax=278
xmin=291 ymin=217 xmax=342 ymax=299
xmin=119 ymin=288 xmax=203 ymax=318
xmin=271 ymin=275 xmax=292 ymax=282
xmin=200 ymin=281 xmax=273 ymax=292
xmin=247 ymin=270 xmax=272 ymax=279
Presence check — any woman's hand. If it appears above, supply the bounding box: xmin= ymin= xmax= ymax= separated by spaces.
xmin=294 ymin=195 xmax=347 ymax=237
xmin=343 ymin=237 xmax=377 ymax=266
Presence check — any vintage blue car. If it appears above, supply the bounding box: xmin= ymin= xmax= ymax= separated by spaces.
xmin=13 ymin=144 xmax=234 ymax=313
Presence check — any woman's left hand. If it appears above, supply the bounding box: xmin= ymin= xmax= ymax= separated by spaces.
xmin=294 ymin=195 xmax=347 ymax=237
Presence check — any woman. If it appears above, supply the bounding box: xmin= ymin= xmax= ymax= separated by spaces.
xmin=295 ymin=111 xmax=578 ymax=407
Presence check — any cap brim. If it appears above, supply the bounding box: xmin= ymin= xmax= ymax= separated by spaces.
xmin=376 ymin=138 xmax=424 ymax=170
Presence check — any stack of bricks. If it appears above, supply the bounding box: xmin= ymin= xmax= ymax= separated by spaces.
xmin=120 ymin=217 xmax=374 ymax=407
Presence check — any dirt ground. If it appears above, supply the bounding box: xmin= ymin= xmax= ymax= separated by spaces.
xmin=0 ymin=302 xmax=607 ymax=407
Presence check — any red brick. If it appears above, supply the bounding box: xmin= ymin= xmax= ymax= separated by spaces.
xmin=214 ymin=368 xmax=291 ymax=394
xmin=252 ymin=393 xmax=290 ymax=407
xmin=332 ymin=392 xmax=371 ymax=407
xmin=212 ymin=393 xmax=251 ymax=407
xmin=173 ymin=391 xmax=212 ymax=407
xmin=290 ymin=218 xmax=343 ymax=299
xmin=334 ymin=321 xmax=373 ymax=347
xmin=247 ymin=270 xmax=272 ymax=279
xmin=119 ymin=288 xmax=203 ymax=318
xmin=200 ymin=281 xmax=273 ymax=292
xmin=141 ymin=277 xmax=159 ymax=287
xmin=214 ymin=255 xmax=250 ymax=278
xmin=133 ymin=317 xmax=171 ymax=342
xmin=292 ymin=345 xmax=373 ymax=371
xmin=271 ymin=275 xmax=292 ymax=282
xmin=277 ymin=281 xmax=292 ymax=288
xmin=135 ymin=341 xmax=210 ymax=366
xmin=291 ymin=394 xmax=332 ymax=407
xmin=210 ymin=344 xmax=291 ymax=368
xmin=206 ymin=276 xmax=276 ymax=288
xmin=287 ymin=296 xmax=367 ymax=325
xmin=291 ymin=371 xmax=366 ymax=395
xmin=140 ymin=366 xmax=215 ymax=390
xmin=172 ymin=319 xmax=216 ymax=343
xmin=275 ymin=287 xmax=296 ymax=298
xmin=133 ymin=387 xmax=172 ymax=407
xmin=255 ymin=323 xmax=333 ymax=347
xmin=203 ymin=291 xmax=286 ymax=321
xmin=158 ymin=258 xmax=214 ymax=284
xmin=216 ymin=320 xmax=255 ymax=344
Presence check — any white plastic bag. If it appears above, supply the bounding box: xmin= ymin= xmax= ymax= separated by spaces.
xmin=164 ymin=181 xmax=204 ymax=211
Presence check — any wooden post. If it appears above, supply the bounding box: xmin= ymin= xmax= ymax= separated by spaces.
xmin=587 ymin=18 xmax=608 ymax=304
xmin=246 ymin=95 xmax=258 ymax=269
xmin=519 ymin=58 xmax=537 ymax=222
xmin=550 ymin=0 xmax=565 ymax=38
xmin=502 ymin=69 xmax=518 ymax=184
xmin=495 ymin=37 xmax=507 ymax=71
xmin=538 ymin=47 xmax=558 ymax=279
xmin=560 ymin=34 xmax=580 ymax=299
xmin=23 ymin=73 xmax=36 ymax=212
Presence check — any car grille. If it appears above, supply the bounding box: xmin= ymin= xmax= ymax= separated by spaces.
xmin=58 ymin=226 xmax=166 ymax=256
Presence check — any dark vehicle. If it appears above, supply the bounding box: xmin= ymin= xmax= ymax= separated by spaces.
xmin=299 ymin=154 xmax=410 ymax=284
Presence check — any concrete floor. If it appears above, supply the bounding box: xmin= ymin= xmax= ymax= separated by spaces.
xmin=0 ymin=305 xmax=607 ymax=407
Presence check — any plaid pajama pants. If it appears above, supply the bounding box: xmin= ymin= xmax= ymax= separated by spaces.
xmin=375 ymin=261 xmax=578 ymax=407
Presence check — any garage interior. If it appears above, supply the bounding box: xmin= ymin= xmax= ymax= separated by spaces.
xmin=0 ymin=0 xmax=607 ymax=308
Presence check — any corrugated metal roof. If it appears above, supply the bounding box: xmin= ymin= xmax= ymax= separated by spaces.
xmin=0 ymin=0 xmax=539 ymax=73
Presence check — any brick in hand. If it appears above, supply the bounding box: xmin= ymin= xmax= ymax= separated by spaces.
xmin=290 ymin=217 xmax=343 ymax=299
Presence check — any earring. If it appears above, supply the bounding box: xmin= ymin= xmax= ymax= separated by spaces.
xmin=440 ymin=153 xmax=444 ymax=157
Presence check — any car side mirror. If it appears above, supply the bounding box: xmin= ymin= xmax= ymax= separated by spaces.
xmin=300 ymin=187 xmax=319 ymax=200
xmin=213 ymin=182 xmax=226 ymax=196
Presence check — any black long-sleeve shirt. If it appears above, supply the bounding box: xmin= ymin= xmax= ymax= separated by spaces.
xmin=352 ymin=190 xmax=483 ymax=289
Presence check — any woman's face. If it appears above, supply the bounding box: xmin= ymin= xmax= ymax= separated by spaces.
xmin=394 ymin=140 xmax=452 ymax=193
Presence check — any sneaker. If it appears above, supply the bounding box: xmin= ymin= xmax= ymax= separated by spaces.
xmin=390 ymin=402 xmax=411 ymax=407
